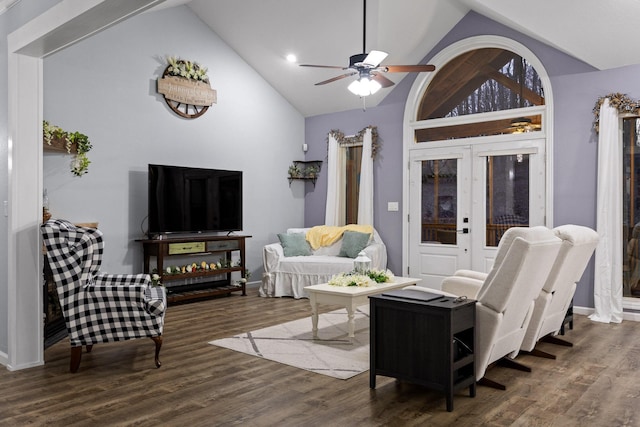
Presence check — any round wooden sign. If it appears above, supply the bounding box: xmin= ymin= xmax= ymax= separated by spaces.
xmin=157 ymin=65 xmax=217 ymax=119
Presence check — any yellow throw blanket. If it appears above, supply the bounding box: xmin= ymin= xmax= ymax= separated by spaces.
xmin=306 ymin=224 xmax=374 ymax=250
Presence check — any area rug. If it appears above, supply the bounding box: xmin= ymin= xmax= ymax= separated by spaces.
xmin=209 ymin=306 xmax=369 ymax=379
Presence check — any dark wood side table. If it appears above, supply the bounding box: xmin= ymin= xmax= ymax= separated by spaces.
xmin=369 ymin=289 xmax=476 ymax=412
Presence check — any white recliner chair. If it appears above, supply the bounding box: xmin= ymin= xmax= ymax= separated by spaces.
xmin=519 ymin=225 xmax=599 ymax=357
xmin=408 ymin=226 xmax=562 ymax=389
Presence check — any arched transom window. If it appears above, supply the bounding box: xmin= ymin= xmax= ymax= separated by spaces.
xmin=415 ymin=48 xmax=545 ymax=142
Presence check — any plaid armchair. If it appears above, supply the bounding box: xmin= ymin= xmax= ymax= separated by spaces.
xmin=41 ymin=219 xmax=166 ymax=373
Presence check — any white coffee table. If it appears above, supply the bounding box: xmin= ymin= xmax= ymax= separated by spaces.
xmin=305 ymin=276 xmax=420 ymax=338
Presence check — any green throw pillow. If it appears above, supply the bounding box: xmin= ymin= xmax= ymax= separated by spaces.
xmin=278 ymin=233 xmax=312 ymax=257
xmin=339 ymin=231 xmax=372 ymax=258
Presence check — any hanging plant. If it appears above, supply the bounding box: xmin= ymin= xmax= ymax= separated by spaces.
xmin=43 ymin=121 xmax=92 ymax=176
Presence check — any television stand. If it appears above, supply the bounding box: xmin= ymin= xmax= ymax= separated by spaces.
xmin=137 ymin=234 xmax=251 ymax=304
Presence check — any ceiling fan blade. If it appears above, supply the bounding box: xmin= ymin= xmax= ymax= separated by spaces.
xmin=384 ymin=64 xmax=436 ymax=73
xmin=314 ymin=72 xmax=357 ymax=86
xmin=299 ymin=64 xmax=346 ymax=70
xmin=371 ymin=73 xmax=395 ymax=88
xmin=363 ymin=50 xmax=388 ymax=67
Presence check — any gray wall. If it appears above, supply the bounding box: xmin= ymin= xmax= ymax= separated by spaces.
xmin=303 ymin=11 xmax=633 ymax=309
xmin=0 ymin=0 xmax=63 ymax=358
xmin=42 ymin=6 xmax=305 ymax=282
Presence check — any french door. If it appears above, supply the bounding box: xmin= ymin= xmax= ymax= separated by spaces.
xmin=408 ymin=138 xmax=546 ymax=289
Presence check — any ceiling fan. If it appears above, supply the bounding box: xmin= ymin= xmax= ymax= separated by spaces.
xmin=509 ymin=117 xmax=542 ymax=133
xmin=300 ymin=0 xmax=436 ymax=97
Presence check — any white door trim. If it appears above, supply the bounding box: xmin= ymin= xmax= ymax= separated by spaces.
xmin=5 ymin=0 xmax=164 ymax=371
xmin=402 ymin=35 xmax=554 ymax=277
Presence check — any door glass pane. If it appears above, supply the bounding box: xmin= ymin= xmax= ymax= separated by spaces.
xmin=421 ymin=159 xmax=457 ymax=244
xmin=623 ymin=118 xmax=640 ymax=297
xmin=486 ymin=154 xmax=530 ymax=247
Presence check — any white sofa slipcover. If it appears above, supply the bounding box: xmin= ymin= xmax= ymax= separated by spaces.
xmin=260 ymin=227 xmax=387 ymax=298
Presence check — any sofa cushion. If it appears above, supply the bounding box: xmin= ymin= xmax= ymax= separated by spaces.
xmin=278 ymin=255 xmax=355 ymax=274
xmin=338 ymin=230 xmax=372 ymax=258
xmin=278 ymin=233 xmax=312 ymax=257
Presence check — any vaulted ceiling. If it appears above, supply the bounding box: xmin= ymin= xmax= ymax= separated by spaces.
xmin=152 ymin=0 xmax=640 ymax=117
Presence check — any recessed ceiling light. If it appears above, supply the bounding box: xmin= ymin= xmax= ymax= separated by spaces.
xmin=286 ymin=54 xmax=297 ymax=63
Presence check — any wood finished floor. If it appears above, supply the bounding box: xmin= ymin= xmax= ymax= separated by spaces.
xmin=1 ymin=286 xmax=639 ymax=427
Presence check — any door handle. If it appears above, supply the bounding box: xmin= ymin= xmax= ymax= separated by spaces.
xmin=456 ymin=228 xmax=469 ymax=234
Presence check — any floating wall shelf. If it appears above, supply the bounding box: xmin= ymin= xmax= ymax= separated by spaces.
xmin=287 ymin=160 xmax=323 ymax=187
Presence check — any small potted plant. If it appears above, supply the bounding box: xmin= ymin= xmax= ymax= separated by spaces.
xmin=305 ymin=165 xmax=320 ymax=179
xmin=288 ymin=164 xmax=302 ymax=178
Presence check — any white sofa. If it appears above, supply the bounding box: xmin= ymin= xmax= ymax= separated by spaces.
xmin=260 ymin=227 xmax=387 ymax=299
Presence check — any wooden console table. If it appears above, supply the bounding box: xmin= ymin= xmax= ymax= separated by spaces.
xmin=369 ymin=289 xmax=476 ymax=412
xmin=138 ymin=234 xmax=251 ymax=304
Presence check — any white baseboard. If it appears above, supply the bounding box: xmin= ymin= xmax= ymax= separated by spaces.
xmin=573 ymin=306 xmax=593 ymax=316
xmin=7 ymin=360 xmax=44 ymax=371
xmin=574 ymin=305 xmax=640 ymax=322
xmin=0 ymin=349 xmax=45 ymax=371
xmin=246 ymin=280 xmax=260 ymax=288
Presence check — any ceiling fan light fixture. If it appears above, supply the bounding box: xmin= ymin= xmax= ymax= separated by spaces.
xmin=300 ymin=0 xmax=435 ymax=94
xmin=348 ymin=76 xmax=381 ymax=97
xmin=510 ymin=117 xmax=532 ymax=127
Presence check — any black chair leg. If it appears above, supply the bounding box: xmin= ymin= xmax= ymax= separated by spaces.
xmin=152 ymin=336 xmax=163 ymax=368
xmin=70 ymin=346 xmax=82 ymax=373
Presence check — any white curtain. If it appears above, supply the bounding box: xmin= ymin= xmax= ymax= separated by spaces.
xmin=590 ymin=98 xmax=624 ymax=323
xmin=325 ymin=132 xmax=345 ymax=226
xmin=357 ymin=127 xmax=374 ymax=225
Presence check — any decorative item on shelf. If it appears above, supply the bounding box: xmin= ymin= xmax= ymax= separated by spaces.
xmin=353 ymin=250 xmax=372 ymax=273
xmin=150 ymin=271 xmax=163 ymax=287
xmin=43 ymin=121 xmax=92 ymax=176
xmin=161 ymin=256 xmax=241 ymax=277
xmin=237 ymin=268 xmax=251 ymax=286
xmin=157 ymin=56 xmax=217 ymax=119
xmin=287 ymin=160 xmax=323 ymax=187
xmin=304 ymin=164 xmax=320 ymax=179
xmin=288 ymin=164 xmax=302 ymax=179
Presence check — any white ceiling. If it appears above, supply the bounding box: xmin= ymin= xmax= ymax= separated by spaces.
xmin=152 ymin=0 xmax=640 ymax=117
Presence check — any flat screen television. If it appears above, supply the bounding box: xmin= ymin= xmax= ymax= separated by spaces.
xmin=148 ymin=164 xmax=243 ymax=236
